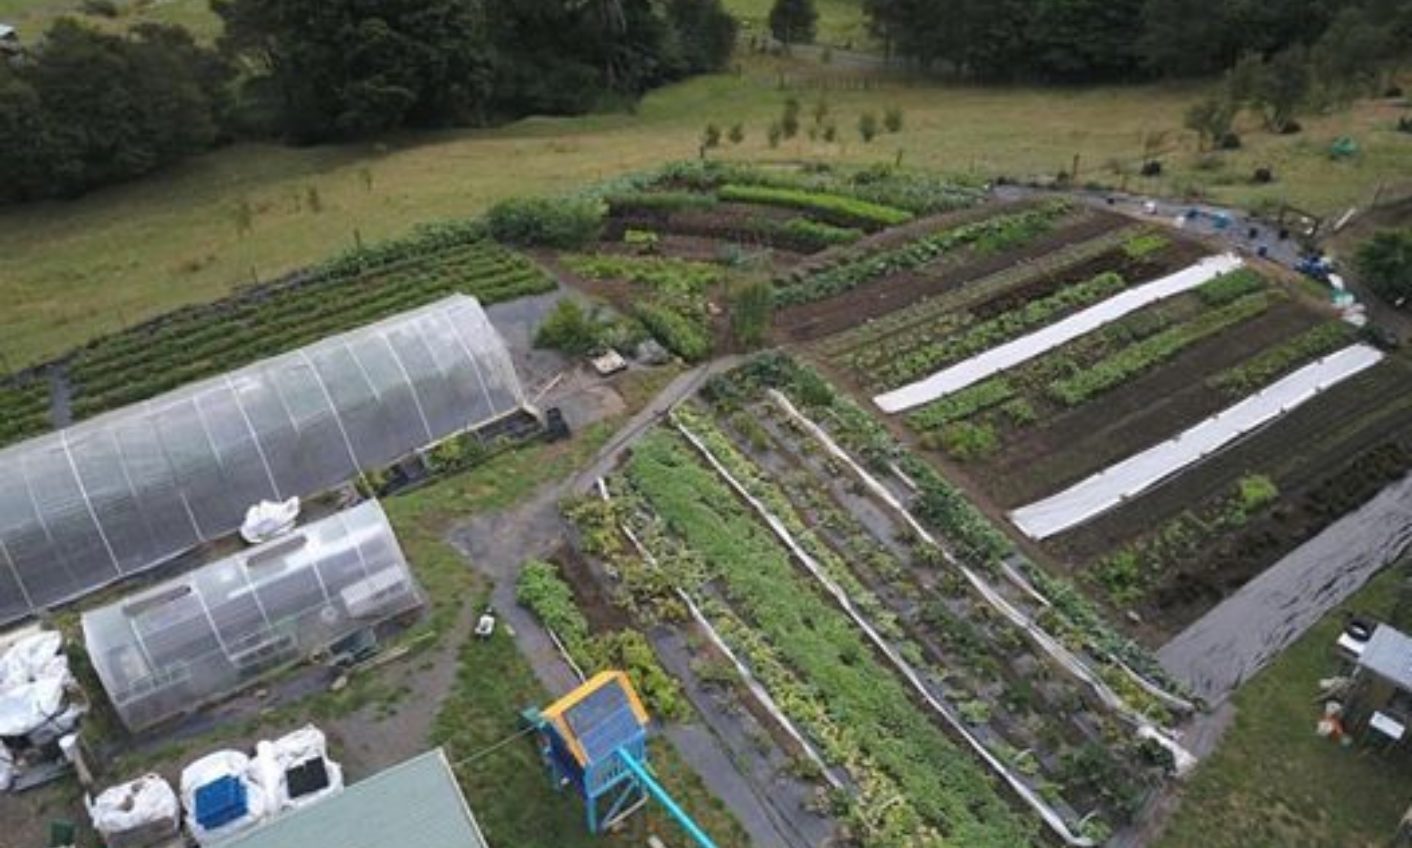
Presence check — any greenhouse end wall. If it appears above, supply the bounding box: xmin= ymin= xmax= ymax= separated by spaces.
xmin=0 ymin=295 xmax=524 ymax=625
xmin=82 ymin=500 xmax=423 ymax=731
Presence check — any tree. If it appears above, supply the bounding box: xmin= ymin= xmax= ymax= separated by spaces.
xmin=1355 ymin=230 xmax=1412 ymax=307
xmin=535 ymin=299 xmax=604 ymax=355
xmin=664 ymin=0 xmax=738 ymax=73
xmin=769 ymin=0 xmax=817 ymax=47
xmin=728 ymin=122 xmax=744 ymax=143
xmin=1254 ymin=46 xmax=1311 ymax=131
xmin=883 ymin=106 xmax=903 ymax=133
xmin=1184 ymin=95 xmax=1235 ymax=150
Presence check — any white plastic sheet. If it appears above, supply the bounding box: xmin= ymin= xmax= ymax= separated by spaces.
xmin=0 ymin=629 xmax=74 ymax=739
xmin=874 ymin=254 xmax=1245 ymax=413
xmin=89 ymin=774 xmax=180 ymax=842
xmin=239 ymin=498 xmax=301 ymax=545
xmin=181 ymin=750 xmax=271 ymax=847
xmin=251 ymin=725 xmax=344 ymax=813
xmin=1011 ymin=344 xmax=1386 ymax=539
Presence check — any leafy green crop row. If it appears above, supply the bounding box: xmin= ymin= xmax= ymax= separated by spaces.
xmin=626 ymin=431 xmax=1033 ymax=846
xmin=718 ymin=184 xmax=914 ymax=229
xmin=819 ymin=225 xmax=1142 ymax=361
xmin=563 ymin=254 xmax=724 ymax=293
xmin=907 ymin=378 xmax=1017 ymax=432
xmin=1046 ymin=290 xmax=1273 ymax=406
xmin=872 ymin=271 xmax=1127 ymax=389
xmin=656 ymin=160 xmax=983 ymax=215
xmin=1207 ymin=321 xmax=1355 ymax=395
xmin=1195 ymin=267 xmax=1265 ymax=305
xmin=516 ymin=559 xmax=686 ymax=719
xmin=774 ymin=201 xmax=1072 ymax=307
xmin=633 ymin=302 xmax=712 ymax=362
xmin=0 ymin=380 xmax=51 ymax=447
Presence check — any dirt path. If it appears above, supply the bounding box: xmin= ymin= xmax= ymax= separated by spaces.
xmin=1157 ymin=473 xmax=1412 ymax=704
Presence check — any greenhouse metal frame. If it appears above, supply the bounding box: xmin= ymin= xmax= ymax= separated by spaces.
xmin=0 ymin=295 xmax=524 ymax=625
xmin=82 ymin=500 xmax=424 ymax=731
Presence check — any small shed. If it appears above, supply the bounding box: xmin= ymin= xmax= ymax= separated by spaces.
xmin=221 ymin=748 xmax=488 ymax=848
xmin=1350 ymin=624 xmax=1412 ymax=744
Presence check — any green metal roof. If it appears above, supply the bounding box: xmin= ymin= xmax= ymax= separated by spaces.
xmin=225 ymin=748 xmax=488 ymax=848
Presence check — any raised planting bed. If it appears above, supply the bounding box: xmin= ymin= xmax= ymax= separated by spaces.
xmin=605 ymin=201 xmax=862 ymax=255
xmin=666 ymin=401 xmax=1174 ymax=842
xmin=773 ymin=205 xmax=1145 ymax=342
xmin=553 ymin=253 xmax=718 ymax=362
xmin=716 ymin=184 xmax=913 ymax=230
xmin=66 ymin=238 xmax=553 ymax=419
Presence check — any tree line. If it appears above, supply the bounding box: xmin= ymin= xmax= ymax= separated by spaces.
xmin=863 ymin=0 xmax=1412 ymax=83
xmin=0 ymin=0 xmax=736 ymax=203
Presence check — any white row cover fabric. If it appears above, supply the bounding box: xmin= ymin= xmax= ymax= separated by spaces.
xmin=1011 ymin=344 xmax=1386 ymax=539
xmin=874 ymin=254 xmax=1244 ymax=413
xmin=181 ymin=750 xmax=273 ymax=846
xmin=0 ymin=295 xmax=523 ymax=626
xmin=82 ymin=500 xmax=423 ymax=731
xmin=88 ymin=774 xmax=181 ymax=844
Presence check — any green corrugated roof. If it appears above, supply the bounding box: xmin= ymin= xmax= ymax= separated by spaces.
xmin=226 ymin=748 xmax=488 ymax=848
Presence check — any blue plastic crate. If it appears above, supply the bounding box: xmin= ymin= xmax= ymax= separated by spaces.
xmin=194 ymin=775 xmax=249 ymax=831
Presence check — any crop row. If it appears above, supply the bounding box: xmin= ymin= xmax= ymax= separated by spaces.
xmin=818 ymin=224 xmax=1143 ymax=360
xmin=907 ymin=378 xmax=1018 ymax=433
xmin=870 ymin=271 xmax=1128 ymax=390
xmin=69 ymin=244 xmax=551 ymax=418
xmin=1207 ymin=321 xmax=1355 ymax=395
xmin=717 ymin=184 xmax=914 ymax=229
xmin=1046 ymin=289 xmax=1274 ymax=407
xmin=563 ymin=254 xmax=724 ymax=293
xmin=774 ymin=201 xmax=1073 ymax=307
xmin=626 ymin=431 xmax=1034 ymax=846
xmin=0 ymin=381 xmax=51 ymax=447
xmin=714 ymin=354 xmax=1189 ymax=694
xmin=655 ymin=160 xmax=983 ymax=215
xmin=633 ymin=301 xmax=712 ymax=362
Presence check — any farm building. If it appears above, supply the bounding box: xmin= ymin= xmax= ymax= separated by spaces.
xmin=81 ymin=500 xmax=422 ymax=731
xmin=221 ymin=748 xmax=488 ymax=848
xmin=0 ymin=295 xmax=524 ymax=625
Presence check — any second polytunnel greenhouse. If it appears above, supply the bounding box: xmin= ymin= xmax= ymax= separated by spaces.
xmin=0 ymin=295 xmax=525 ymax=625
xmin=82 ymin=500 xmax=423 ymax=731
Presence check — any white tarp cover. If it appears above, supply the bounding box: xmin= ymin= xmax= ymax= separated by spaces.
xmin=874 ymin=254 xmax=1245 ymax=413
xmin=1011 ymin=344 xmax=1386 ymax=539
xmin=88 ymin=773 xmax=180 ymax=841
xmin=251 ymin=725 xmax=344 ymax=814
xmin=0 ymin=629 xmax=73 ymax=738
xmin=0 ymin=295 xmax=524 ymax=626
xmin=240 ymin=498 xmax=301 ymax=545
xmin=181 ymin=750 xmax=272 ymax=846
xmin=82 ymin=500 xmax=422 ymax=732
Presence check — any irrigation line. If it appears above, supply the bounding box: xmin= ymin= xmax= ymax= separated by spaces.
xmin=767 ymin=389 xmax=1198 ymax=769
xmin=671 ymin=415 xmax=1096 ymax=847
xmin=597 ymin=480 xmax=845 ymax=792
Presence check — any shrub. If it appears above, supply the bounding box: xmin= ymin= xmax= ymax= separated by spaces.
xmin=701 ymin=123 xmax=722 ymax=149
xmin=487 ymin=196 xmax=604 ymax=248
xmin=858 ymin=112 xmax=879 ymax=143
xmin=728 ymin=122 xmax=745 ymax=144
xmin=767 ymin=121 xmax=783 ymax=148
xmin=781 ymin=97 xmax=801 ymax=138
xmin=730 ymin=280 xmax=775 ymax=348
xmin=534 ymin=299 xmax=602 ymax=355
xmin=1355 ymin=229 xmax=1412 ymax=307
xmin=883 ymin=107 xmax=904 ymax=133
xmin=1237 ymin=474 xmax=1279 ymax=511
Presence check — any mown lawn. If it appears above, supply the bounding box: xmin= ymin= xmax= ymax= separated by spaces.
xmin=1158 ymin=558 xmax=1412 ymax=848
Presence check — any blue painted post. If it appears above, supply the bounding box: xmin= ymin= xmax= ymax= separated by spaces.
xmin=615 ymin=750 xmax=718 ymax=848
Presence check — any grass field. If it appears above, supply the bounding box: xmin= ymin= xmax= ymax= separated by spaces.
xmin=1158 ymin=559 xmax=1412 ymax=848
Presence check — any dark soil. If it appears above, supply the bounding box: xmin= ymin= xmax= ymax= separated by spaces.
xmin=774 ymin=209 xmax=1136 ymax=342
xmin=975 ymin=298 xmax=1326 ymax=507
xmin=553 ymin=543 xmax=633 ymax=631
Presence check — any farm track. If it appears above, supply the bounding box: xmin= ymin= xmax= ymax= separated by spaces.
xmin=979 ymin=299 xmax=1325 ymax=507
xmin=774 ymin=208 xmax=1133 ymax=341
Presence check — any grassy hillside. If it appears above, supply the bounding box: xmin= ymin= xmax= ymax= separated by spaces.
xmin=1 ymin=43 xmax=1408 ymax=369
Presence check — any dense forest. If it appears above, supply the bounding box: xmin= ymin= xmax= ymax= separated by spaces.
xmin=1 ymin=0 xmax=1409 ymax=203
xmin=865 ymin=0 xmax=1412 ymax=82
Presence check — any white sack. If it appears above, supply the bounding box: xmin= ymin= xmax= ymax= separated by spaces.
xmin=251 ymin=725 xmax=343 ymax=813
xmin=240 ymin=498 xmax=301 ymax=545
xmin=88 ymin=774 xmax=180 ymax=838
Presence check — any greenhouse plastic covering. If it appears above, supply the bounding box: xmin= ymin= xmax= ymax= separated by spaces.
xmin=874 ymin=254 xmax=1244 ymax=413
xmin=81 ymin=500 xmax=423 ymax=731
xmin=1010 ymin=344 xmax=1385 ymax=540
xmin=0 ymin=295 xmax=522 ymax=625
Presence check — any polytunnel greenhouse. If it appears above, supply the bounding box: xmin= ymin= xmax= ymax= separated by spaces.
xmin=82 ymin=500 xmax=423 ymax=731
xmin=0 ymin=295 xmax=524 ymax=625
